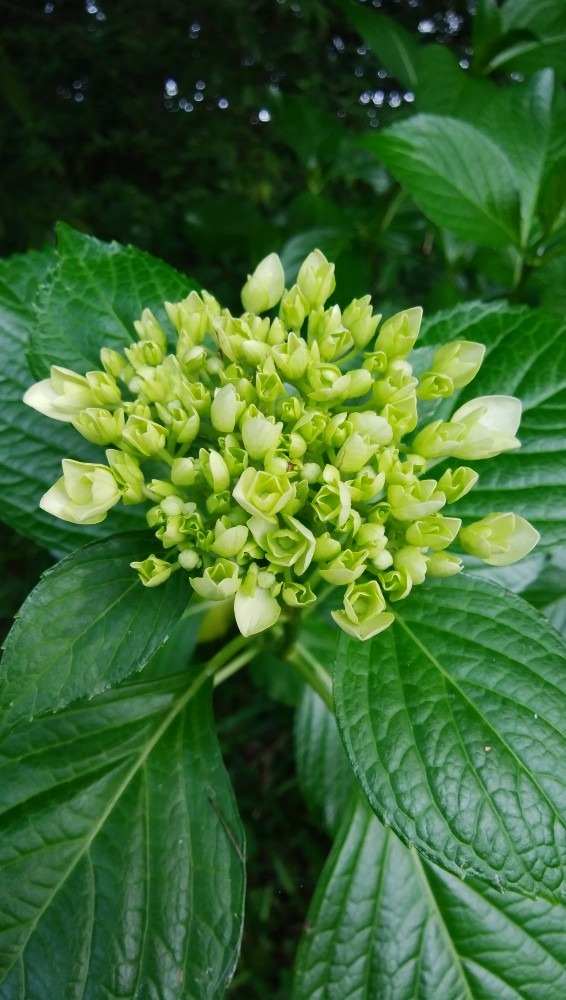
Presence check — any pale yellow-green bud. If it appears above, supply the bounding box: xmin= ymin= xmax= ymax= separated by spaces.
xmin=133 ymin=307 xmax=168 ymax=352
xmin=157 ymin=401 xmax=200 ymax=446
xmin=348 ymin=411 xmax=393 ymax=446
xmin=210 ymin=518 xmax=250 ymax=558
xmin=190 ymin=557 xmax=241 ymax=600
xmin=436 ymin=467 xmax=479 ymax=503
xmin=271 ymin=332 xmax=310 ymax=381
xmin=232 ymin=467 xmax=296 ymax=523
xmin=375 ymin=307 xmax=422 ymax=358
xmin=100 ymin=348 xmax=129 ymax=380
xmin=282 ymin=581 xmax=317 ymax=608
xmin=459 ymin=512 xmax=540 ymax=566
xmin=23 ymin=365 xmax=98 ymax=422
xmin=200 ymin=448 xmax=231 ymax=492
xmin=308 ymin=305 xmax=353 ymax=361
xmin=312 ymin=478 xmax=352 ymax=529
xmin=416 ymin=372 xmax=455 ymax=401
xmin=241 ymin=408 xmax=284 ymax=461
xmin=308 ymin=367 xmax=372 ymax=404
xmin=314 ymin=531 xmax=342 ymax=561
xmin=255 ymin=368 xmax=286 ymax=403
xmin=335 ymin=433 xmax=378 ymax=474
xmin=342 ymin=296 xmax=381 ymax=350
xmin=355 ymin=522 xmax=388 ymax=557
xmin=241 ymin=252 xmax=285 ymax=313
xmin=170 ymin=456 xmax=198 ymax=487
xmin=178 ymin=548 xmax=201 ymax=571
xmin=85 ymin=371 xmax=122 ymax=408
xmin=426 ymin=552 xmax=463 ymax=577
xmin=234 ymin=563 xmax=281 ymax=636
xmin=412 ymin=419 xmax=467 ymax=460
xmin=331 ymin=579 xmax=394 ymax=641
xmin=296 ymin=249 xmax=336 ymax=310
xmin=125 ymin=340 xmax=165 ymax=370
xmin=363 ymin=350 xmax=388 ymax=375
xmin=430 ymin=340 xmax=485 ymax=389
xmin=349 ymin=468 xmax=386 ymax=503
xmin=372 ymin=369 xmax=418 ymax=408
xmin=165 ymin=290 xmax=211 ymax=343
xmin=319 ymin=548 xmax=368 ymax=585
xmin=179 ymin=380 xmax=211 ymax=416
xmin=379 ymin=567 xmax=412 ymax=601
xmin=405 ymin=514 xmax=462 ymax=550
xmin=279 ymin=284 xmax=310 ymax=329
xmin=106 ymin=449 xmax=145 ymax=504
xmin=388 ymin=480 xmax=446 ymax=521
xmin=121 ymin=415 xmax=167 ymax=457
xmin=130 ymin=554 xmax=175 ymax=587
xmin=252 ymin=514 xmax=315 ymax=575
xmin=72 ymin=407 xmax=125 ymax=446
xmin=220 ymin=434 xmax=249 ymax=477
xmin=449 ymin=396 xmax=522 ymax=460
xmin=210 ymin=384 xmax=246 ymax=434
xmin=380 ymin=396 xmax=418 ymax=438
xmin=40 ymin=459 xmax=121 ymax=525
xmin=393 ymin=546 xmax=428 ymax=585
xmin=267 ymin=317 xmax=287 ymax=346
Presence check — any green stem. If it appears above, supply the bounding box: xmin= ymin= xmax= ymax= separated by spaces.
xmin=213 ymin=641 xmax=261 ymax=687
xmin=288 ymin=641 xmax=334 ymax=711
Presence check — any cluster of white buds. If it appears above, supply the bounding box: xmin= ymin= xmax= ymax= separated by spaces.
xmin=24 ymin=250 xmax=539 ymax=639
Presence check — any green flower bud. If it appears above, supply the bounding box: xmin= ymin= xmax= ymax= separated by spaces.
xmin=331 ymin=580 xmax=394 ymax=641
xmin=267 ymin=317 xmax=287 ymax=346
xmin=72 ymin=407 xmax=125 ymax=445
xmin=292 ymin=409 xmax=326 ymax=445
xmin=372 ymin=369 xmax=418 ymax=408
xmin=436 ymin=467 xmax=479 ymax=503
xmin=375 ymin=307 xmax=422 ymax=358
xmin=210 ymin=384 xmax=246 ymax=434
xmin=342 ymin=296 xmax=381 ymax=350
xmin=40 ymin=459 xmax=121 ymax=525
xmin=190 ymin=557 xmax=241 ymax=600
xmin=380 ymin=396 xmax=418 ymax=438
xmin=368 ymin=502 xmax=391 ymax=525
xmin=363 ymin=350 xmax=388 ymax=375
xmin=210 ymin=518 xmax=250 ymax=558
xmin=241 ymin=252 xmax=285 ymax=313
xmin=314 ymin=531 xmax=342 ymax=561
xmin=449 ymin=396 xmax=522 ymax=460
xmin=279 ymin=284 xmax=310 ymax=329
xmin=241 ymin=408 xmax=284 ymax=461
xmin=388 ymin=480 xmax=446 ymax=521
xmin=155 ymin=401 xmax=200 ymax=445
xmin=170 ymin=457 xmax=199 ymax=487
xmin=416 ymin=372 xmax=455 ymax=401
xmin=308 ymin=367 xmax=372 ymax=404
xmin=100 ymin=348 xmax=129 ymax=379
xmin=296 ymin=249 xmax=336 ymax=310
xmin=250 ymin=514 xmax=315 ymax=575
xmin=348 ymin=411 xmax=392 ymax=446
xmin=312 ymin=478 xmax=351 ymax=528
xmin=234 ymin=563 xmax=281 ymax=636
xmin=106 ymin=449 xmax=145 ymax=504
xmin=336 ymin=432 xmax=379 ymax=474
xmin=412 ymin=419 xmax=467 ymax=460
xmin=133 ymin=307 xmax=168 ymax=352
xmin=200 ymin=448 xmax=231 ymax=492
xmin=255 ymin=369 xmax=286 ymax=403
xmin=308 ymin=305 xmax=353 ymax=361
xmin=220 ymin=434 xmax=249 ymax=477
xmin=319 ymin=548 xmax=368 ymax=585
xmin=430 ymin=340 xmax=485 ymax=389
xmin=125 ymin=340 xmax=165 ymax=371
xmin=130 ymin=555 xmax=175 ymax=587
xmin=23 ymin=365 xmax=98 ymax=421
xmin=85 ymin=370 xmax=122 ymax=408
xmin=271 ymin=333 xmax=310 ymax=381
xmin=144 ymin=479 xmax=181 ymax=501
xmin=355 ymin=522 xmax=388 ymax=557
xmin=379 ymin=567 xmax=412 ymax=601
xmin=405 ymin=514 xmax=462 ymax=550
xmin=349 ymin=468 xmax=386 ymax=503
xmin=178 ymin=548 xmax=202 ymax=571
xmin=393 ymin=545 xmax=428 ymax=585
xmin=302 ymin=461 xmax=323 ymax=484
xmin=179 ymin=380 xmax=211 ymax=415
xmin=206 ymin=491 xmax=232 ymax=516
xmin=165 ymin=291 xmax=211 ymax=343
xmin=282 ymin=581 xmax=317 ymax=608
xmin=121 ymin=415 xmax=167 ymax=457
xmin=459 ymin=512 xmax=540 ymax=566
xmin=232 ymin=467 xmax=296 ymax=522
xmin=426 ymin=552 xmax=463 ymax=577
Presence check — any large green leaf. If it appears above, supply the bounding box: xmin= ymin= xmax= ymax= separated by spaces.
xmin=0 ymin=276 xmax=144 ymax=552
xmin=335 ymin=0 xmax=421 ymax=89
xmin=0 ymin=532 xmax=189 ymax=731
xmin=419 ymin=302 xmax=566 ymax=547
xmin=491 ymin=0 xmax=566 ymax=77
xmin=294 ymin=685 xmax=353 ymax=837
xmin=364 ymin=115 xmax=522 ymax=248
xmin=293 ymin=793 xmax=566 ymax=1000
xmin=334 ymin=574 xmax=566 ymax=899
xmin=29 ymin=223 xmax=197 ymax=377
xmin=0 ymin=659 xmax=245 ymax=1000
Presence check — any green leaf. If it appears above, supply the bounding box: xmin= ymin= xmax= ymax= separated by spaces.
xmin=293 ymin=793 xmax=566 ymax=1000
xmin=472 ymin=0 xmax=503 ymax=70
xmin=420 ymin=302 xmax=566 ymax=548
xmin=0 ymin=662 xmax=245 ymax=999
xmin=0 ymin=245 xmax=57 ymax=304
xmin=294 ymin=685 xmax=354 ymax=837
xmin=334 ymin=574 xmax=566 ymax=899
xmin=491 ymin=0 xmax=566 ymax=77
xmin=29 ymin=223 xmax=198 ymax=377
xmin=0 ymin=279 xmax=144 ymax=553
xmin=0 ymin=532 xmax=189 ymax=731
xmin=363 ymin=115 xmax=522 ymax=248
xmin=335 ymin=0 xmax=420 ymax=89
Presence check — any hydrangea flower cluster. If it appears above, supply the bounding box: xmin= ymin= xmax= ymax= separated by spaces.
xmin=24 ymin=250 xmax=539 ymax=639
